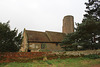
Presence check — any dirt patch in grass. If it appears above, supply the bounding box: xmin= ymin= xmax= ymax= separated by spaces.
xmin=91 ymin=64 xmax=100 ymax=67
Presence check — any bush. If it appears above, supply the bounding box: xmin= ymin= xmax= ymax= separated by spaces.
xmin=84 ymin=54 xmax=100 ymax=59
xmin=39 ymin=49 xmax=51 ymax=52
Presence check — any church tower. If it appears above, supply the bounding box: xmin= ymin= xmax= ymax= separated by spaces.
xmin=62 ymin=15 xmax=74 ymax=34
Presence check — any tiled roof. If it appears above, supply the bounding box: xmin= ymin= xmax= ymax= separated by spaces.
xmin=25 ymin=30 xmax=66 ymax=43
xmin=45 ymin=31 xmax=66 ymax=42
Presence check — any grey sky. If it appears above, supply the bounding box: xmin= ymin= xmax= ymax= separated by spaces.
xmin=0 ymin=0 xmax=87 ymax=32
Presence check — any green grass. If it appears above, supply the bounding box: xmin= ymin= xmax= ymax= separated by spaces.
xmin=1 ymin=57 xmax=100 ymax=67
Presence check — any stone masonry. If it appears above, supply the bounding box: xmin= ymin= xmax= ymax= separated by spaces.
xmin=62 ymin=15 xmax=74 ymax=34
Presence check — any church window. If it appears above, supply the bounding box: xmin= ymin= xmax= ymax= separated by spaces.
xmin=41 ymin=43 xmax=46 ymax=49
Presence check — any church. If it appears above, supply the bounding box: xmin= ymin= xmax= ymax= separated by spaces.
xmin=20 ymin=15 xmax=74 ymax=52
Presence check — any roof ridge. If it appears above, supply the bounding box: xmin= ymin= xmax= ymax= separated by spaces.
xmin=26 ymin=30 xmax=44 ymax=33
xmin=45 ymin=31 xmax=63 ymax=34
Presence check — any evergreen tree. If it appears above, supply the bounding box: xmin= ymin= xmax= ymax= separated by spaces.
xmin=83 ymin=0 xmax=100 ymax=22
xmin=61 ymin=0 xmax=100 ymax=50
xmin=61 ymin=19 xmax=100 ymax=50
xmin=0 ymin=21 xmax=23 ymax=52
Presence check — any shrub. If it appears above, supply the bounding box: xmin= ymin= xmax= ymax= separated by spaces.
xmin=45 ymin=61 xmax=52 ymax=65
xmin=84 ymin=54 xmax=100 ymax=59
xmin=39 ymin=49 xmax=51 ymax=52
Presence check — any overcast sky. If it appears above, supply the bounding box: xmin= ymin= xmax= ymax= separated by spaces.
xmin=0 ymin=0 xmax=87 ymax=32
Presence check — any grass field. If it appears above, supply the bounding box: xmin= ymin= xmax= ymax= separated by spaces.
xmin=0 ymin=57 xmax=100 ymax=67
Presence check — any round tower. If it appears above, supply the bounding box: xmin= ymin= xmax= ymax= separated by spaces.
xmin=62 ymin=15 xmax=74 ymax=34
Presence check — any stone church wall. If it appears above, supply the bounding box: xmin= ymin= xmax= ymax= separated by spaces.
xmin=28 ymin=43 xmax=64 ymax=52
